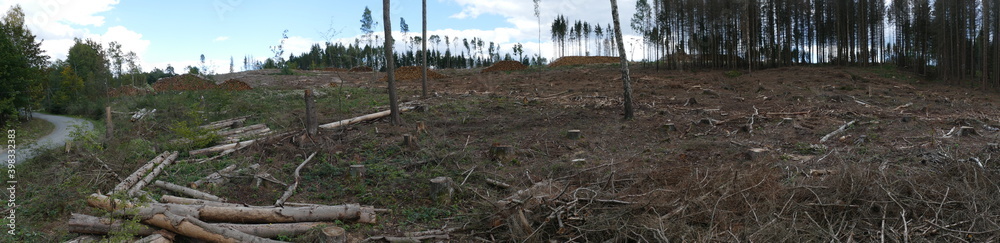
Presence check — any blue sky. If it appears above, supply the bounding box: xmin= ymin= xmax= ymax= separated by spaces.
xmin=2 ymin=0 xmax=642 ymax=73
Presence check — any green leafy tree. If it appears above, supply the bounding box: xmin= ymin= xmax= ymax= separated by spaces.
xmin=0 ymin=4 xmax=47 ymax=127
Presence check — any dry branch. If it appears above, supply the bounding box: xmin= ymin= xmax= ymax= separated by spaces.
xmin=819 ymin=120 xmax=856 ymax=143
xmin=215 ymin=124 xmax=267 ymax=137
xmin=131 ymin=108 xmax=156 ymax=122
xmin=134 ymin=233 xmax=173 ymax=243
xmin=110 ymin=151 xmax=170 ymax=194
xmin=318 ymin=106 xmax=416 ymax=130
xmin=275 ymin=152 xmax=318 ymax=206
xmin=128 ymin=151 xmax=180 ymax=197
xmin=190 ymin=163 xmax=259 ymax=189
xmin=154 ymin=180 xmax=225 ymax=202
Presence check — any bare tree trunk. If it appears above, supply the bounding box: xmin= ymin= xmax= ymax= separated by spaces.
xmin=609 ymin=0 xmax=635 ymax=120
xmin=105 ymin=106 xmax=114 ymax=140
xmin=153 ymin=180 xmax=225 ymax=202
xmin=128 ymin=151 xmax=180 ymax=197
xmin=422 ymin=0 xmax=429 ymax=98
xmin=68 ymin=213 xmax=157 ymax=236
xmin=318 ymin=106 xmax=415 ymax=130
xmin=383 ymin=0 xmax=402 ymax=125
xmin=110 ymin=151 xmax=170 ymax=194
xmin=141 ymin=211 xmax=285 ymax=243
xmin=305 ymin=90 xmax=317 ymax=135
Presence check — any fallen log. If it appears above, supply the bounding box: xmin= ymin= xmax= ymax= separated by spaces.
xmin=199 ymin=115 xmax=251 ymax=131
xmin=216 ymin=222 xmax=327 ymax=239
xmin=68 ymin=213 xmax=157 ymax=236
xmin=154 ymin=180 xmax=225 ymax=202
xmin=215 ymin=124 xmax=267 ymax=137
xmin=141 ymin=210 xmax=285 ymax=243
xmin=128 ymin=151 xmax=180 ymax=197
xmin=110 ymin=151 xmax=170 ymax=194
xmin=63 ymin=235 xmax=102 ymax=243
xmin=90 ymin=194 xmax=378 ymax=224
xmin=318 ymin=106 xmax=415 ymax=130
xmin=161 ymin=195 xmax=244 ymax=207
xmin=362 ymin=234 xmax=449 ymax=243
xmin=190 ymin=163 xmax=260 ymax=189
xmin=131 ymin=108 xmax=156 ymax=122
xmin=275 ymin=152 xmax=318 ymax=206
xmin=189 ymin=139 xmax=257 ymax=156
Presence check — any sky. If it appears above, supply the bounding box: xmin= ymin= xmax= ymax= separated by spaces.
xmin=0 ymin=0 xmax=644 ymax=74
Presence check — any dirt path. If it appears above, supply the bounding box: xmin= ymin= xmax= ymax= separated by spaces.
xmin=2 ymin=113 xmax=93 ymax=164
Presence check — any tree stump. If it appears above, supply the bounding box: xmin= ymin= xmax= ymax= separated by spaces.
xmin=349 ymin=165 xmax=366 ymax=179
xmin=320 ymin=226 xmax=347 ymax=243
xmin=685 ymin=97 xmax=698 ymax=106
xmin=959 ymin=126 xmax=978 ymax=136
xmin=64 ymin=140 xmax=73 ymax=153
xmin=105 ymin=106 xmax=114 ymax=140
xmin=415 ymin=121 xmax=427 ymax=134
xmin=782 ymin=117 xmax=794 ymax=125
xmin=663 ymin=123 xmax=677 ymax=132
xmin=489 ymin=145 xmax=514 ymax=162
xmin=305 ymin=89 xmax=318 ymax=136
xmin=401 ymin=134 xmax=416 ymax=149
xmin=745 ymin=148 xmax=769 ymax=161
xmin=429 ymin=177 xmax=455 ymax=205
xmin=566 ymin=130 xmax=581 ymax=139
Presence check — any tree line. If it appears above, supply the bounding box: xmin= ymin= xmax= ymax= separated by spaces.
xmin=620 ymin=0 xmax=998 ymax=86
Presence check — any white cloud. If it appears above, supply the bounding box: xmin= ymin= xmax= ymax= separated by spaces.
xmin=214 ymin=36 xmax=230 ymax=42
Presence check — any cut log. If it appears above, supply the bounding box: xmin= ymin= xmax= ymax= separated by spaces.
xmin=363 ymin=234 xmax=449 ymax=243
xmin=128 ymin=151 xmax=180 ymax=197
xmin=318 ymin=106 xmax=416 ymax=130
xmin=140 ymin=211 xmax=285 ymax=243
xmin=429 ymin=177 xmax=455 ymax=205
xmin=86 ymin=193 xmax=136 ymax=211
xmin=128 ymin=203 xmax=377 ymax=224
xmin=154 ymin=180 xmax=225 ymax=202
xmin=958 ymin=126 xmax=978 ymax=136
xmin=319 ymin=226 xmax=347 ymax=243
xmin=820 ymin=120 xmax=856 ymax=143
xmin=215 ymin=124 xmax=268 ymax=137
xmin=485 ymin=178 xmax=511 ymax=189
xmin=68 ymin=213 xmax=157 ymax=236
xmin=110 ymin=151 xmax=170 ymax=194
xmin=189 ymin=139 xmax=257 ymax=156
xmin=663 ymin=123 xmax=677 ymax=132
xmin=275 ymin=152 xmax=318 ymax=206
xmin=199 ymin=116 xmax=252 ymax=131
xmin=566 ymin=130 xmax=581 ymax=139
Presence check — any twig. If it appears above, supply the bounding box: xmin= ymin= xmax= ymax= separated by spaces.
xmin=274 ymin=152 xmax=317 ymax=206
xmin=924 ymin=220 xmax=1000 ymax=235
xmin=484 ymin=178 xmax=510 ymax=189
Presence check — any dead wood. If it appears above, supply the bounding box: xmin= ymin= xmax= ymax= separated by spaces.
xmin=63 ymin=235 xmax=101 ymax=243
xmin=820 ymin=120 xmax=857 ymax=143
xmin=131 ymin=108 xmax=156 ymax=122
xmin=154 ymin=180 xmax=225 ymax=202
xmin=215 ymin=124 xmax=267 ymax=137
xmin=216 ymin=222 xmax=327 ymax=239
xmin=119 ymin=202 xmax=377 ymax=224
xmin=318 ymin=106 xmax=416 ymax=130
xmin=188 ymin=139 xmax=257 ymax=156
xmin=275 ymin=152 xmax=318 ymax=206
xmin=199 ymin=115 xmax=251 ymax=131
xmin=128 ymin=151 xmax=180 ymax=197
xmin=133 ymin=231 xmax=175 ymax=243
xmin=86 ymin=193 xmax=136 ymax=211
xmin=110 ymin=151 xmax=170 ymax=194
xmin=485 ymin=178 xmax=512 ymax=189
xmin=68 ymin=213 xmax=157 ymax=236
xmin=140 ymin=210 xmax=285 ymax=243
xmin=319 ymin=226 xmax=347 ymax=243
xmin=190 ymin=163 xmax=260 ymax=189
xmin=161 ymin=195 xmax=244 ymax=207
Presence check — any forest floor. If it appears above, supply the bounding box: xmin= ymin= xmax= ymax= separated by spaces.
xmin=11 ymin=63 xmax=1000 ymax=242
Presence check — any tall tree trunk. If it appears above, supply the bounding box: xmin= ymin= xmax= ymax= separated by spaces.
xmin=421 ymin=0 xmax=428 ymax=98
xmin=610 ymin=0 xmax=634 ymax=120
xmin=384 ymin=0 xmax=402 ymax=125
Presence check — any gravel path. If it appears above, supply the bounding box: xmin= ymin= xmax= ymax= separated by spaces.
xmin=3 ymin=113 xmax=94 ymax=164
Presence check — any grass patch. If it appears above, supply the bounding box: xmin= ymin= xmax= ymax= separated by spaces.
xmin=8 ymin=118 xmax=55 ymax=145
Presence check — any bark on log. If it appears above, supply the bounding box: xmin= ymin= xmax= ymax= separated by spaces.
xmin=161 ymin=195 xmax=244 ymax=207
xmin=189 ymin=139 xmax=257 ymax=156
xmin=217 ymin=222 xmax=327 ymax=239
xmin=105 ymin=106 xmax=114 ymax=140
xmin=820 ymin=120 xmax=857 ymax=142
xmin=154 ymin=180 xmax=225 ymax=202
xmin=275 ymin=152 xmax=317 ymax=206
xmin=131 ymin=108 xmax=156 ymax=122
xmin=68 ymin=213 xmax=157 ymax=236
xmin=110 ymin=152 xmax=170 ymax=194
xmin=141 ymin=211 xmax=285 ymax=243
xmin=127 ymin=203 xmax=377 ymax=224
xmin=318 ymin=106 xmax=415 ymax=130
xmin=128 ymin=151 xmax=180 ymax=197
